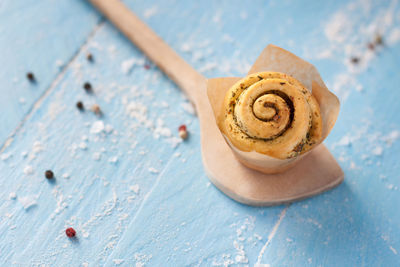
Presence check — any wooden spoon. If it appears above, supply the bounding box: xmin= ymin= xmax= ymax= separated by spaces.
xmin=89 ymin=0 xmax=344 ymax=206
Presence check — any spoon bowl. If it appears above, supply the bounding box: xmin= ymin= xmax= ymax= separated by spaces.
xmin=90 ymin=0 xmax=344 ymax=206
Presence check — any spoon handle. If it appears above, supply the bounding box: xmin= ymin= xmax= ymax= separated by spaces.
xmin=89 ymin=0 xmax=206 ymax=105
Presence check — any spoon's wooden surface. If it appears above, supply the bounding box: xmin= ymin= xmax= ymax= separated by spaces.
xmin=89 ymin=0 xmax=344 ymax=206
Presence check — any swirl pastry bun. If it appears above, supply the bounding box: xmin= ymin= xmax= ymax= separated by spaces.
xmin=208 ymin=45 xmax=340 ymax=174
xmin=219 ymin=71 xmax=322 ymax=160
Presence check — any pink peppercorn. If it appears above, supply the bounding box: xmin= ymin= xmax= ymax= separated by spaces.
xmin=178 ymin=125 xmax=188 ymax=140
xmin=66 ymin=227 xmax=76 ymax=238
xmin=178 ymin=125 xmax=186 ymax=132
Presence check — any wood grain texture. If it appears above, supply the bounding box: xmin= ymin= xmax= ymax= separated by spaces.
xmin=0 ymin=0 xmax=400 ymax=266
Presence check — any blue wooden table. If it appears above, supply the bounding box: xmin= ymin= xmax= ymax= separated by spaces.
xmin=1 ymin=0 xmax=399 ymax=266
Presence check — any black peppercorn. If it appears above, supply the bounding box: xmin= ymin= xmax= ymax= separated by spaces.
xmin=87 ymin=53 xmax=93 ymax=62
xmin=27 ymin=72 xmax=35 ymax=82
xmin=45 ymin=170 xmax=54 ymax=179
xmin=83 ymin=82 xmax=92 ymax=92
xmin=76 ymin=101 xmax=84 ymax=111
xmin=350 ymin=57 xmax=360 ymax=64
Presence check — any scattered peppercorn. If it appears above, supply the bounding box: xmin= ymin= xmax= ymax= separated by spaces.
xmin=367 ymin=42 xmax=375 ymax=50
xmin=86 ymin=53 xmax=93 ymax=62
xmin=76 ymin=101 xmax=84 ymax=111
xmin=45 ymin=170 xmax=54 ymax=179
xmin=91 ymin=104 xmax=102 ymax=116
xmin=178 ymin=124 xmax=188 ymax=140
xmin=83 ymin=82 xmax=92 ymax=92
xmin=350 ymin=57 xmax=360 ymax=64
xmin=144 ymin=64 xmax=150 ymax=70
xmin=374 ymin=34 xmax=383 ymax=46
xmin=65 ymin=227 xmax=76 ymax=238
xmin=27 ymin=72 xmax=35 ymax=82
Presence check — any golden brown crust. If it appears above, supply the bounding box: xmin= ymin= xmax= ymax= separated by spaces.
xmin=218 ymin=71 xmax=322 ymax=159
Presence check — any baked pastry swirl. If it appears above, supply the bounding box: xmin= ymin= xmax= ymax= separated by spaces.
xmin=219 ymin=71 xmax=322 ymax=159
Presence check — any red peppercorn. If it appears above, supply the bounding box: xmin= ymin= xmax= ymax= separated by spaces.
xmin=66 ymin=227 xmax=76 ymax=238
xmin=178 ymin=124 xmax=188 ymax=140
xmin=178 ymin=125 xmax=186 ymax=132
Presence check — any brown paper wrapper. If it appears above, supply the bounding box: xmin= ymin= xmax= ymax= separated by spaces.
xmin=207 ymin=44 xmax=340 ymax=174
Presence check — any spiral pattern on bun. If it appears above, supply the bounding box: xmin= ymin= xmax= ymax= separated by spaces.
xmin=220 ymin=72 xmax=322 ymax=159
